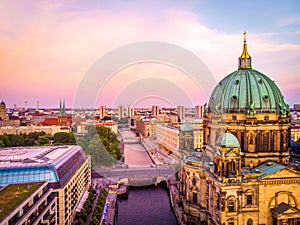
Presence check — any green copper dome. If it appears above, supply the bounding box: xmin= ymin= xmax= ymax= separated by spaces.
xmin=208 ymin=32 xmax=288 ymax=115
xmin=208 ymin=69 xmax=287 ymax=114
xmin=180 ymin=123 xmax=193 ymax=132
xmin=216 ymin=133 xmax=240 ymax=148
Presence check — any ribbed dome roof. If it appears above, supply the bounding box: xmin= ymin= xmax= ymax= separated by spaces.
xmin=208 ymin=69 xmax=286 ymax=114
xmin=0 ymin=101 xmax=5 ymax=105
xmin=216 ymin=133 xmax=240 ymax=148
xmin=180 ymin=123 xmax=193 ymax=132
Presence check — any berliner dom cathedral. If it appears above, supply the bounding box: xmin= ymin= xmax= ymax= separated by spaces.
xmin=176 ymin=32 xmax=300 ymax=225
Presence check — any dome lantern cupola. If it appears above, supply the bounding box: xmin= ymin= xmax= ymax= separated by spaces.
xmin=238 ymin=31 xmax=252 ymax=69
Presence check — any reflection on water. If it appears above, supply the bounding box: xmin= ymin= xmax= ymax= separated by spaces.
xmin=116 ymin=184 xmax=178 ymax=225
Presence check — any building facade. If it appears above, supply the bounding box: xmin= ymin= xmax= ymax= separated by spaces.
xmin=0 ymin=125 xmax=70 ymax=135
xmin=195 ymin=105 xmax=205 ymax=119
xmin=0 ymin=145 xmax=91 ymax=225
xmin=155 ymin=122 xmax=204 ymax=154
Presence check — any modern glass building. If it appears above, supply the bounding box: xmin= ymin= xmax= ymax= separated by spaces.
xmin=0 ymin=145 xmax=91 ymax=225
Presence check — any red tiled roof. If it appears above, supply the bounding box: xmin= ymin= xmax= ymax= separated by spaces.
xmin=42 ymin=118 xmax=58 ymax=125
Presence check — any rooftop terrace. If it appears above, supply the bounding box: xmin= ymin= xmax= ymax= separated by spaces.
xmin=0 ymin=182 xmax=43 ymax=220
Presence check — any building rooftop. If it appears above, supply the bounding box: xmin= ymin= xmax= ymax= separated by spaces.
xmin=255 ymin=161 xmax=285 ymax=179
xmin=0 ymin=145 xmax=88 ymax=187
xmin=0 ymin=182 xmax=44 ymax=220
xmin=180 ymin=123 xmax=193 ymax=132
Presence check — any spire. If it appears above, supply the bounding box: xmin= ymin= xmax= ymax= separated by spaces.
xmin=63 ymin=100 xmax=66 ymax=116
xmin=238 ymin=31 xmax=252 ymax=69
xmin=59 ymin=100 xmax=62 ymax=116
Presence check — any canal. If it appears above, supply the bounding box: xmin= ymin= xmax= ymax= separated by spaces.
xmin=116 ymin=184 xmax=178 ymax=225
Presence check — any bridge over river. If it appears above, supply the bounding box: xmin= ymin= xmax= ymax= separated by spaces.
xmin=93 ymin=126 xmax=178 ymax=185
xmin=94 ymin=166 xmax=176 ymax=185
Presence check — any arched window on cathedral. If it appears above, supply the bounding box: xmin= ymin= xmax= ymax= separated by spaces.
xmin=249 ymin=133 xmax=254 ymax=144
xmin=192 ymin=177 xmax=196 ymax=186
xmin=263 ymin=133 xmax=269 ymax=152
xmin=227 ymin=197 xmax=236 ymax=212
xmin=245 ymin=190 xmax=254 ymax=206
xmin=246 ymin=192 xmax=253 ymax=205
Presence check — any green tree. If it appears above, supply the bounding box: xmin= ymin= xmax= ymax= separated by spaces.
xmin=11 ymin=134 xmax=23 ymax=146
xmin=90 ymin=216 xmax=100 ymax=225
xmin=0 ymin=134 xmax=11 ymax=147
xmin=76 ymin=218 xmax=85 ymax=225
xmin=53 ymin=132 xmax=75 ymax=144
xmin=22 ymin=138 xmax=35 ymax=146
xmin=78 ymin=126 xmax=121 ymax=167
xmin=38 ymin=135 xmax=50 ymax=145
xmin=28 ymin=131 xmax=46 ymax=141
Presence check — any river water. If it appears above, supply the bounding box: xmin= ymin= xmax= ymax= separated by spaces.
xmin=116 ymin=184 xmax=178 ymax=225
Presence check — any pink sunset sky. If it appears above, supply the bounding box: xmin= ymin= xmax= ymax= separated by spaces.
xmin=0 ymin=1 xmax=299 ymax=108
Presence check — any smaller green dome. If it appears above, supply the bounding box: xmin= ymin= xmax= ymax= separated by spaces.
xmin=216 ymin=133 xmax=240 ymax=148
xmin=180 ymin=123 xmax=193 ymax=132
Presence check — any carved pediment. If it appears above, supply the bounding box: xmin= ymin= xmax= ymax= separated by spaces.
xmin=271 ymin=202 xmax=300 ymax=216
xmin=284 ymin=207 xmax=300 ymax=214
xmin=262 ymin=168 xmax=300 ymax=180
xmin=225 ymin=149 xmax=240 ymax=157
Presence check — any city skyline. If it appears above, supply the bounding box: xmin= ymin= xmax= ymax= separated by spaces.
xmin=1 ymin=0 xmax=299 ymax=108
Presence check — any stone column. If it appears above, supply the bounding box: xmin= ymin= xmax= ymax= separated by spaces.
xmin=237 ymin=190 xmax=243 ymax=214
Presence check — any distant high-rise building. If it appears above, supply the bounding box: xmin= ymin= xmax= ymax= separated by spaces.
xmin=177 ymin=105 xmax=185 ymax=122
xmin=24 ymin=100 xmax=28 ymax=110
xmin=130 ymin=106 xmax=135 ymax=117
xmin=99 ymin=105 xmax=107 ymax=119
xmin=195 ymin=105 xmax=205 ymax=119
xmin=118 ymin=105 xmax=134 ymax=119
xmin=152 ymin=105 xmax=159 ymax=116
xmin=14 ymin=104 xmax=17 ymax=109
xmin=118 ymin=105 xmax=124 ymax=119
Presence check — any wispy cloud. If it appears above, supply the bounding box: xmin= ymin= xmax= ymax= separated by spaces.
xmin=0 ymin=1 xmax=299 ymax=107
